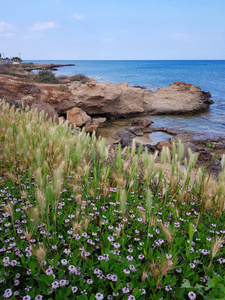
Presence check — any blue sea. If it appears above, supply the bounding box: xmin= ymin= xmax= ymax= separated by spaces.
xmin=26 ymin=60 xmax=225 ymax=137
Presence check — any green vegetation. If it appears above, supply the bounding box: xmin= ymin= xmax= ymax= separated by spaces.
xmin=70 ymin=73 xmax=89 ymax=84
xmin=34 ymin=70 xmax=58 ymax=84
xmin=11 ymin=57 xmax=23 ymax=63
xmin=1 ymin=100 xmax=225 ymax=299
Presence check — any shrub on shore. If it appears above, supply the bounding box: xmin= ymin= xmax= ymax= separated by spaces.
xmin=0 ymin=100 xmax=225 ymax=299
xmin=34 ymin=70 xmax=58 ymax=84
xmin=70 ymin=73 xmax=89 ymax=84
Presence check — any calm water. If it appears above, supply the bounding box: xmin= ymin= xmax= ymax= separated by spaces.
xmin=26 ymin=60 xmax=225 ymax=137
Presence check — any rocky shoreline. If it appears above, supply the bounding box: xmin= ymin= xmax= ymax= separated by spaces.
xmin=0 ymin=62 xmax=224 ymax=175
xmin=24 ymin=63 xmax=75 ymax=72
xmin=100 ymin=117 xmax=224 ymax=178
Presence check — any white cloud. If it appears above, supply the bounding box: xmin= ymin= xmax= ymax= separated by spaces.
xmin=0 ymin=21 xmax=17 ymax=37
xmin=74 ymin=13 xmax=84 ymax=20
xmin=30 ymin=22 xmax=59 ymax=31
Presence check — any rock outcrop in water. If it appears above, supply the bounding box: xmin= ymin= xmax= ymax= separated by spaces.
xmin=0 ymin=75 xmax=213 ymax=121
xmin=143 ymin=81 xmax=213 ymax=114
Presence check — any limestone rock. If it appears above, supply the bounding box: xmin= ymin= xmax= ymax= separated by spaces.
xmin=67 ymin=107 xmax=91 ymax=127
xmin=85 ymin=117 xmax=106 ymax=133
xmin=20 ymin=95 xmax=35 ymax=105
xmin=128 ymin=126 xmax=144 ymax=136
xmin=156 ymin=141 xmax=172 ymax=151
xmin=92 ymin=117 xmax=107 ymax=127
xmin=131 ymin=118 xmax=154 ymax=127
xmin=31 ymin=101 xmax=59 ymax=121
xmin=143 ymin=81 xmax=213 ymax=115
xmin=0 ymin=74 xmax=213 ymax=118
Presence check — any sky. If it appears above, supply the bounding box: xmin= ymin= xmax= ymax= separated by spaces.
xmin=0 ymin=0 xmax=225 ymax=60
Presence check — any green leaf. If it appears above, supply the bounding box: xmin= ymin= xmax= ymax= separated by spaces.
xmin=58 ymin=269 xmax=65 ymax=280
xmin=90 ymin=294 xmax=95 ymax=300
xmin=56 ymin=293 xmax=62 ymax=300
xmin=133 ymin=287 xmax=140 ymax=296
xmin=181 ymin=280 xmax=192 ymax=289
xmin=53 ymin=253 xmax=60 ymax=267
xmin=66 ymin=288 xmax=71 ymax=297
xmin=29 ymin=261 xmax=36 ymax=274
xmin=40 ymin=274 xmax=51 ymax=285
xmin=110 ymin=282 xmax=116 ymax=292
xmin=194 ymin=283 xmax=204 ymax=291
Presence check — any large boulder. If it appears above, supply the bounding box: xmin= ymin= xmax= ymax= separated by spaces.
xmin=67 ymin=107 xmax=91 ymax=127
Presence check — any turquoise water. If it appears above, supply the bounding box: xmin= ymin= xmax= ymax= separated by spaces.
xmin=26 ymin=60 xmax=225 ymax=137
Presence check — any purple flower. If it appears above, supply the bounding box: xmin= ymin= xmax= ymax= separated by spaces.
xmin=113 ymin=242 xmax=120 ymax=248
xmin=128 ymin=296 xmax=136 ymax=300
xmin=95 ymin=293 xmax=104 ymax=300
xmin=188 ymin=291 xmax=196 ymax=299
xmin=71 ymin=286 xmax=78 ymax=293
xmin=122 ymin=287 xmax=130 ymax=293
xmin=35 ymin=296 xmax=43 ymax=300
xmin=22 ymin=296 xmax=31 ymax=300
xmin=87 ymin=279 xmax=93 ymax=284
xmin=52 ymin=281 xmax=59 ymax=289
xmin=64 ymin=248 xmax=70 ymax=254
xmin=111 ymin=275 xmax=118 ymax=282
xmin=174 ymin=222 xmax=180 ymax=227
xmin=3 ymin=289 xmax=13 ymax=298
xmin=10 ymin=260 xmax=17 ymax=266
xmin=165 ymin=285 xmax=172 ymax=291
xmin=46 ymin=269 xmax=53 ymax=275
xmin=129 ymin=265 xmax=137 ymax=272
xmin=126 ymin=255 xmax=133 ymax=261
xmin=218 ymin=258 xmax=225 ymax=264
xmin=59 ymin=280 xmax=67 ymax=286
xmin=14 ymin=280 xmax=20 ymax=286
xmin=61 ymin=259 xmax=68 ymax=265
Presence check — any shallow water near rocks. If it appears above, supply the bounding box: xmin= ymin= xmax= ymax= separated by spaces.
xmin=97 ymin=118 xmax=173 ymax=145
xmin=148 ymin=131 xmax=173 ymax=145
xmin=134 ymin=132 xmax=172 ymax=145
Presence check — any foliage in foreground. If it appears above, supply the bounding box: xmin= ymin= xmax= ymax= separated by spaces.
xmin=1 ymin=100 xmax=225 ymax=299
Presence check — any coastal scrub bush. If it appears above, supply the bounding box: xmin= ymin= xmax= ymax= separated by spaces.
xmin=1 ymin=100 xmax=225 ymax=299
xmin=70 ymin=73 xmax=89 ymax=84
xmin=34 ymin=70 xmax=58 ymax=84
